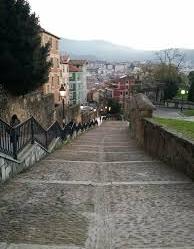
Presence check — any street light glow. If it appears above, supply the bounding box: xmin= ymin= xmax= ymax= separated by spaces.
xmin=181 ymin=89 xmax=186 ymax=95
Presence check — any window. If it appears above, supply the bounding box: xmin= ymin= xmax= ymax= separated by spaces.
xmin=49 ymin=37 xmax=53 ymax=48
xmin=55 ymin=40 xmax=58 ymax=50
xmin=50 ymin=58 xmax=54 ymax=68
xmin=47 ymin=85 xmax=50 ymax=94
xmin=52 ymin=77 xmax=54 ymax=86
xmin=70 ymin=83 xmax=73 ymax=89
xmin=55 ymin=58 xmax=58 ymax=68
xmin=120 ymin=91 xmax=123 ymax=95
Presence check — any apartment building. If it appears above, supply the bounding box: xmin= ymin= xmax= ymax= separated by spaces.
xmin=70 ymin=60 xmax=88 ymax=104
xmin=40 ymin=29 xmax=61 ymax=104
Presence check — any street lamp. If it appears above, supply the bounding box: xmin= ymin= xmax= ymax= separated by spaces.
xmin=80 ymin=104 xmax=84 ymax=110
xmin=180 ymin=89 xmax=186 ymax=111
xmin=59 ymin=85 xmax=66 ymax=119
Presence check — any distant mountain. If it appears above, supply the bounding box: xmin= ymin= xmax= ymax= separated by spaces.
xmin=60 ymin=38 xmax=194 ymax=63
xmin=60 ymin=38 xmax=154 ymax=61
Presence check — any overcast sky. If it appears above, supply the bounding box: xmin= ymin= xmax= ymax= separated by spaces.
xmin=28 ymin=0 xmax=194 ymax=50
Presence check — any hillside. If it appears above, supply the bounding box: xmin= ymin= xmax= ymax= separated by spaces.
xmin=59 ymin=38 xmax=194 ymax=63
xmin=59 ymin=38 xmax=153 ymax=61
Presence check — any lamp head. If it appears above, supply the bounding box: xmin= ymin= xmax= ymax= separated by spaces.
xmin=59 ymin=85 xmax=66 ymax=97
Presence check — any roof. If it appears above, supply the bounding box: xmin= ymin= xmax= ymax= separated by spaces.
xmin=69 ymin=64 xmax=81 ymax=72
xmin=40 ymin=28 xmax=60 ymax=40
xmin=70 ymin=60 xmax=88 ymax=66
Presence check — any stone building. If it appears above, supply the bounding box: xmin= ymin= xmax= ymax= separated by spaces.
xmin=60 ymin=55 xmax=70 ymax=105
xmin=40 ymin=29 xmax=61 ymax=104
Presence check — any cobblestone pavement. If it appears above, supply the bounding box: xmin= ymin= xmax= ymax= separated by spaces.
xmin=0 ymin=121 xmax=194 ymax=249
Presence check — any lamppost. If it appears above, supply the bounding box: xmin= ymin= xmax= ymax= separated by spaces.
xmin=180 ymin=89 xmax=186 ymax=111
xmin=59 ymin=85 xmax=66 ymax=119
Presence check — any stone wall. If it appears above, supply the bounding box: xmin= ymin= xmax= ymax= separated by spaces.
xmin=143 ymin=119 xmax=194 ymax=180
xmin=55 ymin=104 xmax=81 ymax=125
xmin=130 ymin=93 xmax=155 ymax=145
xmin=130 ymin=93 xmax=194 ymax=180
xmin=0 ymin=90 xmax=55 ymax=128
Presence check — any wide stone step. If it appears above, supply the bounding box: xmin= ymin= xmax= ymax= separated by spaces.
xmin=15 ymin=160 xmax=190 ymax=183
xmin=46 ymin=151 xmax=152 ymax=162
xmin=62 ymin=145 xmax=140 ymax=153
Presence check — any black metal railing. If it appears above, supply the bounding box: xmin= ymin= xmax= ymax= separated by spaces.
xmin=0 ymin=119 xmax=13 ymax=157
xmin=0 ymin=117 xmax=96 ymax=160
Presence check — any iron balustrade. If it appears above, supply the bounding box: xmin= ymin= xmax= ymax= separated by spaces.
xmin=0 ymin=117 xmax=94 ymax=160
xmin=0 ymin=119 xmax=14 ymax=157
xmin=46 ymin=121 xmax=62 ymax=147
xmin=14 ymin=118 xmax=32 ymax=154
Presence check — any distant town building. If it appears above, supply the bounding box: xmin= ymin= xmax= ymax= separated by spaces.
xmin=40 ymin=29 xmax=61 ymax=104
xmin=111 ymin=75 xmax=135 ymax=108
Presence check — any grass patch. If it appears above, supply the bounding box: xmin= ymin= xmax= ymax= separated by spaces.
xmin=183 ymin=109 xmax=194 ymax=116
xmin=153 ymin=117 xmax=194 ymax=141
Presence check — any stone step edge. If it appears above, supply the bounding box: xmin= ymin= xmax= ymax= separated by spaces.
xmin=14 ymin=179 xmax=192 ymax=186
xmin=1 ymin=243 xmax=194 ymax=249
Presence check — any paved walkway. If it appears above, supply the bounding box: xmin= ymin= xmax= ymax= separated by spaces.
xmin=0 ymin=121 xmax=194 ymax=249
xmin=154 ymin=107 xmax=194 ymax=121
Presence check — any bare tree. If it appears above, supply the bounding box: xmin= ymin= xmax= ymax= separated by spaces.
xmin=155 ymin=48 xmax=185 ymax=70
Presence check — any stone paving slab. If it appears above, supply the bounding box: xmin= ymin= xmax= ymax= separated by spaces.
xmin=107 ymin=161 xmax=190 ymax=182
xmin=0 ymin=182 xmax=94 ymax=246
xmin=16 ymin=161 xmax=100 ymax=182
xmin=105 ymin=151 xmax=153 ymax=162
xmin=105 ymin=184 xmax=194 ymax=248
xmin=46 ymin=151 xmax=99 ymax=161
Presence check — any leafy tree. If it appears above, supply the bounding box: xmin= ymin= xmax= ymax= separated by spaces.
xmin=153 ymin=62 xmax=181 ymax=100
xmin=154 ymin=49 xmax=185 ymax=100
xmin=107 ymin=99 xmax=121 ymax=114
xmin=0 ymin=0 xmax=51 ymax=96
xmin=188 ymin=71 xmax=194 ymax=102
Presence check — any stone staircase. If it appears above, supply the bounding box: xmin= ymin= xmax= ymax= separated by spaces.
xmin=0 ymin=121 xmax=194 ymax=249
